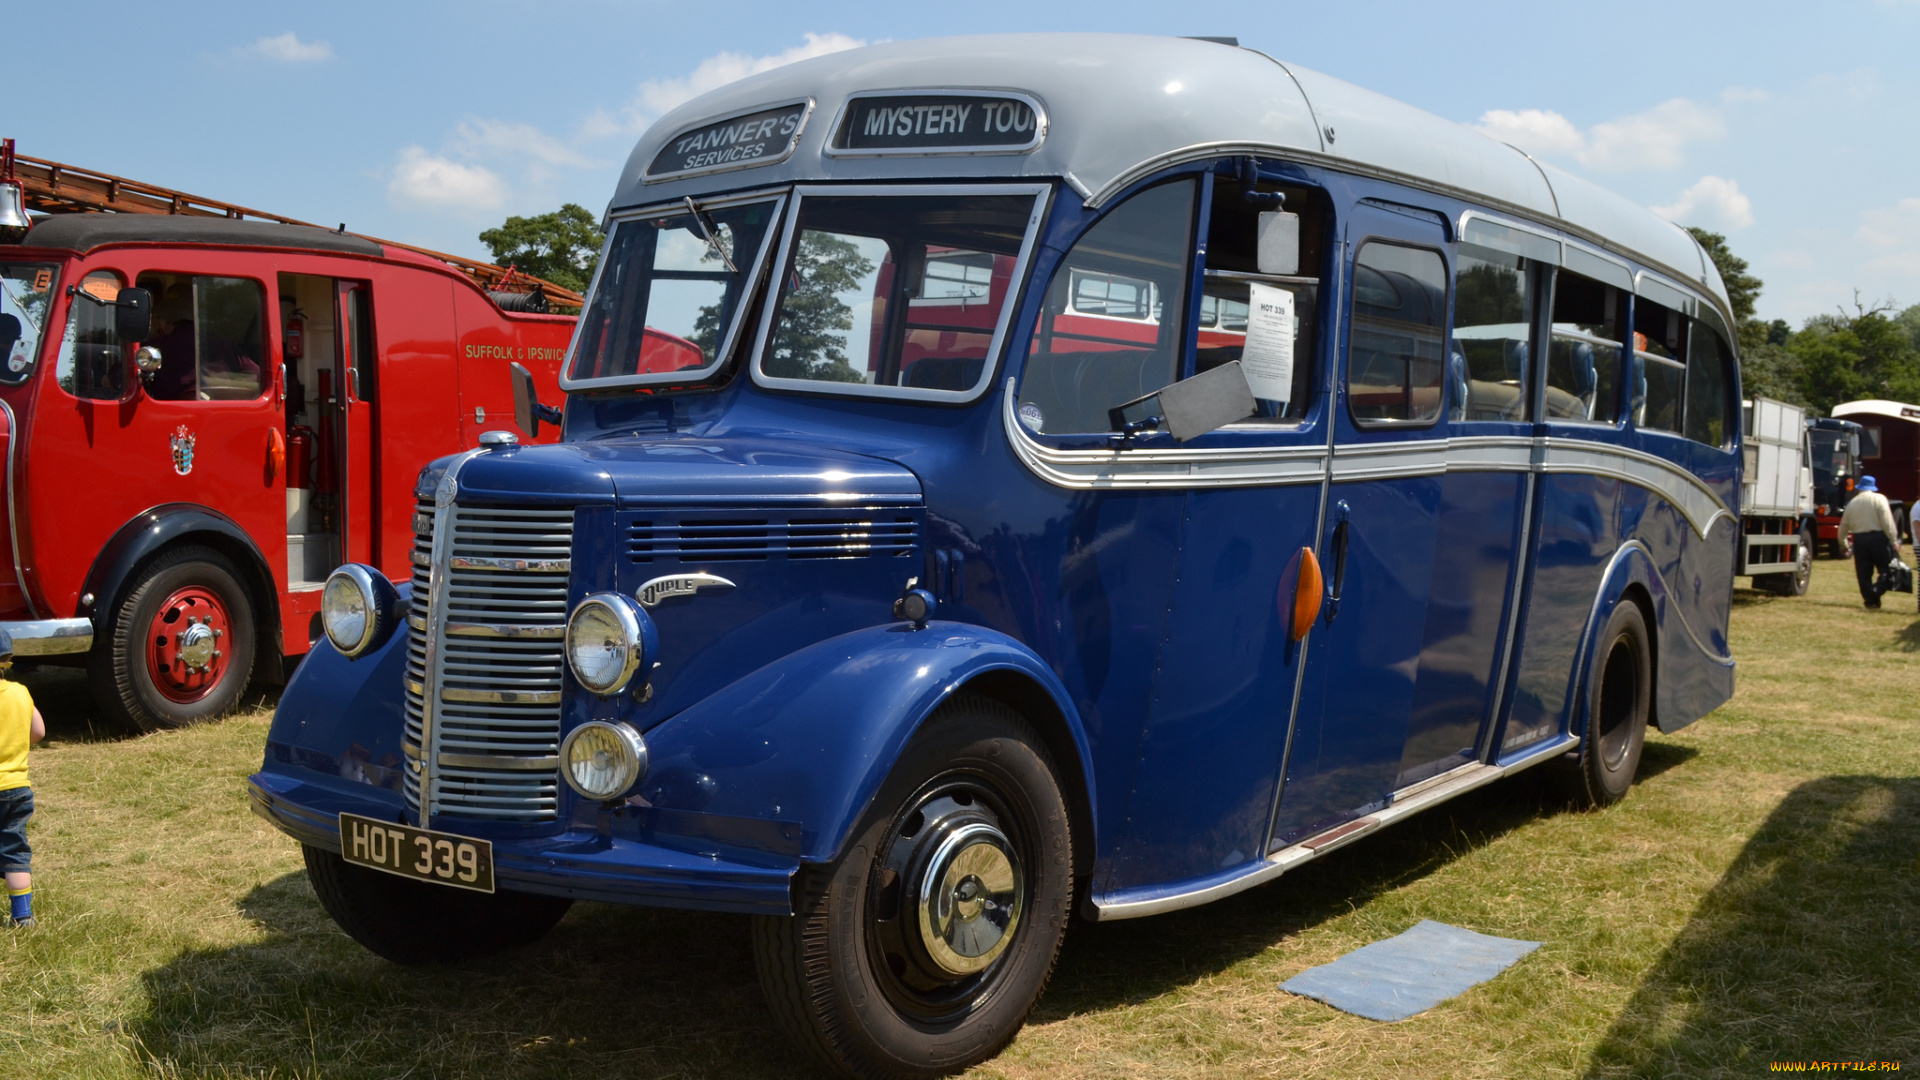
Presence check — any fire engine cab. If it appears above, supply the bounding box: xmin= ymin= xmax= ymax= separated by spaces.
xmin=0 ymin=147 xmax=576 ymax=729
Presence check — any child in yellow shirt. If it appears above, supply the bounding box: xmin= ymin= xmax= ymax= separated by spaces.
xmin=0 ymin=629 xmax=47 ymax=929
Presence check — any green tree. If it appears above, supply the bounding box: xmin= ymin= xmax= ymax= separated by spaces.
xmin=1687 ymin=227 xmax=1769 ymax=354
xmin=762 ymin=231 xmax=874 ymax=384
xmin=478 ymin=204 xmax=604 ymax=294
xmin=1787 ymin=296 xmax=1920 ymax=415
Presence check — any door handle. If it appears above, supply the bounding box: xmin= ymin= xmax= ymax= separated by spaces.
xmin=1326 ymin=500 xmax=1350 ymax=623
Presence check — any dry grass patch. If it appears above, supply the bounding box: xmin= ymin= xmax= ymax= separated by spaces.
xmin=0 ymin=555 xmax=1915 ymax=1078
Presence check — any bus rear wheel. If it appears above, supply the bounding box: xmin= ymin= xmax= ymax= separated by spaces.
xmin=91 ymin=545 xmax=258 ymax=731
xmin=751 ymin=696 xmax=1073 ymax=1079
xmin=1562 ymin=601 xmax=1651 ymax=808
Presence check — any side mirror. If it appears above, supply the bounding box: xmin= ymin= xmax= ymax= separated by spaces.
xmin=511 ymin=361 xmax=562 ymax=437
xmin=115 ymin=287 xmax=153 ymax=343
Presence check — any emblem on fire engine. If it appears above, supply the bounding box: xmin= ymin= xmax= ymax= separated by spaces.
xmin=636 ymin=573 xmax=736 ymax=608
xmin=169 ymin=425 xmax=196 ymax=476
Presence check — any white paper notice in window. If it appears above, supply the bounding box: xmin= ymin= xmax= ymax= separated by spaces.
xmin=1241 ymin=282 xmax=1295 ymax=404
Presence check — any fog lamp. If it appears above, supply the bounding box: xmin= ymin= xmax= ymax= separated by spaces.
xmin=560 ymin=721 xmax=649 ymax=801
xmin=321 ymin=564 xmax=398 ymax=659
xmin=565 ymin=592 xmax=654 ymax=696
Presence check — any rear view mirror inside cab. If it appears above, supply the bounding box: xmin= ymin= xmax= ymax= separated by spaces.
xmin=1257 ymin=212 xmax=1299 ymax=276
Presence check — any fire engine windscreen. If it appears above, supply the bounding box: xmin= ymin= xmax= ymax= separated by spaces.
xmin=568 ymin=198 xmax=781 ymax=384
xmin=0 ymin=263 xmax=59 ymax=385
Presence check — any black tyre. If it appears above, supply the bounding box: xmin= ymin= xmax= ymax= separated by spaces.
xmin=752 ymin=695 xmax=1074 ymax=1079
xmin=1789 ymin=527 xmax=1814 ymax=596
xmin=302 ymin=844 xmax=572 ymax=965
xmin=1561 ymin=601 xmax=1651 ymax=808
xmin=90 ymin=545 xmax=258 ymax=732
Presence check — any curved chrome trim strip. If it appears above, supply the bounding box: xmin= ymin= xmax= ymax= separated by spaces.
xmin=437 ymin=752 xmax=560 ymax=772
xmin=1002 ymin=378 xmax=1328 ymax=489
xmin=1090 ymin=734 xmax=1575 ymax=921
xmin=1538 ymin=437 xmax=1732 ymax=540
xmin=448 ymin=556 xmax=570 ymax=573
xmin=0 ymin=399 xmax=35 ymax=619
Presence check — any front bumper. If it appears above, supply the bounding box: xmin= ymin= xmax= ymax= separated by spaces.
xmin=249 ymin=771 xmax=799 ymax=916
xmin=1 ymin=617 xmax=93 ymax=657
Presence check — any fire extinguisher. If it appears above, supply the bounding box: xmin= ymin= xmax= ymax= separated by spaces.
xmin=285 ymin=309 xmax=306 ymax=361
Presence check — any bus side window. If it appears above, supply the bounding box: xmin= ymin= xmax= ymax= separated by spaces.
xmin=1195 ymin=171 xmax=1321 ymax=421
xmin=1347 ymin=242 xmax=1447 ymax=426
xmin=1633 ymin=297 xmax=1686 ymax=434
xmin=1016 ymin=179 xmax=1196 ymax=435
xmin=1450 ymin=246 xmax=1533 ymax=422
xmin=1684 ymin=317 xmax=1733 ymax=449
xmin=1546 ymin=270 xmax=1626 ymax=423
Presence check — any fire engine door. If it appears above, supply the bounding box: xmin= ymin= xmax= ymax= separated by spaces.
xmin=335 ymin=282 xmax=376 ymax=566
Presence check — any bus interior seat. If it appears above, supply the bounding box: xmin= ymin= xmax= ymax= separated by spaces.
xmin=1021 ymin=348 xmax=1175 ymax=434
xmin=904 ymin=355 xmax=985 ymax=391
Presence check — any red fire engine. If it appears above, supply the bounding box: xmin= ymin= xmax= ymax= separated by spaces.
xmin=0 ymin=143 xmax=577 ymax=729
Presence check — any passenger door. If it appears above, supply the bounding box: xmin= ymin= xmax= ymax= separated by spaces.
xmin=1103 ymin=167 xmax=1332 ymax=892
xmin=335 ymin=282 xmax=376 ymax=566
xmin=1271 ymin=201 xmax=1450 ymax=846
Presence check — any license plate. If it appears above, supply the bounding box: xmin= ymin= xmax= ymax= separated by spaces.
xmin=339 ymin=812 xmax=495 ymax=894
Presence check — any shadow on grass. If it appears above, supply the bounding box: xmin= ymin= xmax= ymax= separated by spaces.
xmin=124 ymin=746 xmax=1702 ymax=1079
xmin=1583 ymin=775 xmax=1920 ymax=1078
xmin=1894 ymin=617 xmax=1920 ymax=652
xmin=17 ymin=663 xmax=279 ymax=745
xmin=131 ymin=872 xmax=810 ymax=1080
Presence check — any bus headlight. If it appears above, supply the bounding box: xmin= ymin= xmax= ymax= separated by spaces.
xmin=560 ymin=721 xmax=649 ymax=801
xmin=321 ymin=564 xmax=399 ymax=660
xmin=565 ymin=592 xmax=654 ymax=696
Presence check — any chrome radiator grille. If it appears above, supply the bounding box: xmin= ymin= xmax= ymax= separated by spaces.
xmin=404 ymin=501 xmax=574 ymax=823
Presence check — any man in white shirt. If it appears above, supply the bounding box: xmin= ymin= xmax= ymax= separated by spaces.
xmin=1840 ymin=475 xmax=1900 ymax=609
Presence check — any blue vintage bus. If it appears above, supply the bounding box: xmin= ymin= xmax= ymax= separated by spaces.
xmin=251 ymin=33 xmax=1739 ymax=1077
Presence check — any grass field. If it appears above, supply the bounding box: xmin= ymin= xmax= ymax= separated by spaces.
xmin=1 ymin=555 xmax=1915 ymax=1079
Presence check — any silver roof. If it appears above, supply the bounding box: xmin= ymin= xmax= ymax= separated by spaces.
xmin=612 ymin=33 xmax=1730 ymax=322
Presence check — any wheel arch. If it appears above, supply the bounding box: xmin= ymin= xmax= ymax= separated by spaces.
xmin=635 ymin=622 xmax=1099 ymax=871
xmin=1568 ymin=543 xmax=1669 ymax=742
xmin=78 ymin=504 xmax=282 ymax=674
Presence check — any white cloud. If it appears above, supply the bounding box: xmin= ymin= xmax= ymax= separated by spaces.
xmin=242 ymin=32 xmax=333 ymax=62
xmin=1654 ymin=176 xmax=1755 ymax=231
xmin=1474 ymin=97 xmax=1723 ymax=171
xmin=452 ymin=119 xmax=597 ymax=169
xmin=580 ymin=32 xmax=867 ymax=140
xmin=387 ymin=147 xmax=506 ymax=210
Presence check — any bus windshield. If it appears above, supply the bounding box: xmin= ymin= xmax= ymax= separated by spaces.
xmin=1 ymin=262 xmax=61 ymax=386
xmin=565 ymin=196 xmax=784 ymax=389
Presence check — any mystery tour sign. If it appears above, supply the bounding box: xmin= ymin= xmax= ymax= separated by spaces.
xmin=647 ymin=100 xmax=812 ymax=180
xmin=833 ymin=93 xmax=1045 ymax=154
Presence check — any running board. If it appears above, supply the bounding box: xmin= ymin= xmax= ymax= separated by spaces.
xmin=1086 ymin=735 xmax=1578 ymax=921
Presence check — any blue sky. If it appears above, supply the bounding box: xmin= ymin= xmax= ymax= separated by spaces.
xmin=11 ymin=1 xmax=1917 ymax=323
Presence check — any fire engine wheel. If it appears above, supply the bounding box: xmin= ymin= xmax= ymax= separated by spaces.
xmin=1562 ymin=601 xmax=1651 ymax=809
xmin=752 ymin=695 xmax=1073 ymax=1080
xmin=302 ymin=845 xmax=572 ymax=966
xmin=92 ymin=545 xmax=258 ymax=732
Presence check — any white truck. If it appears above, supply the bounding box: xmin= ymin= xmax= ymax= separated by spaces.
xmin=1740 ymin=396 xmax=1815 ymax=595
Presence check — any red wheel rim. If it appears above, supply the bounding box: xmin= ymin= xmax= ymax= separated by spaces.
xmin=145 ymin=585 xmax=234 ymax=704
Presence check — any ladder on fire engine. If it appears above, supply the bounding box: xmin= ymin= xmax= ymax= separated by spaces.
xmin=3 ymin=141 xmax=585 ymax=309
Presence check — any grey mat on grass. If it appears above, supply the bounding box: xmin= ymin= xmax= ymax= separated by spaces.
xmin=1279 ymin=919 xmax=1541 ymax=1021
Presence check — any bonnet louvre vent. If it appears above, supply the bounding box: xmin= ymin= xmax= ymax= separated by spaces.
xmin=628 ymin=513 xmax=920 ymax=562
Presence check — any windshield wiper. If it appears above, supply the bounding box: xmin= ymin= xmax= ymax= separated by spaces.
xmin=684 ymin=197 xmax=738 ymax=275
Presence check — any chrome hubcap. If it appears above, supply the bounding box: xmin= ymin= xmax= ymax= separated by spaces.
xmin=917 ymin=822 xmax=1022 ymax=975
xmin=178 ymin=619 xmax=218 ymax=669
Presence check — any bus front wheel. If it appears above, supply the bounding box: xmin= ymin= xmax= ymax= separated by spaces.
xmin=751 ymin=695 xmax=1074 ymax=1079
xmin=1562 ymin=601 xmax=1651 ymax=808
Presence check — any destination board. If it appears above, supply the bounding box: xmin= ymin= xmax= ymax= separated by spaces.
xmin=647 ymin=100 xmax=811 ymax=180
xmin=833 ymin=93 xmax=1044 ymax=154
